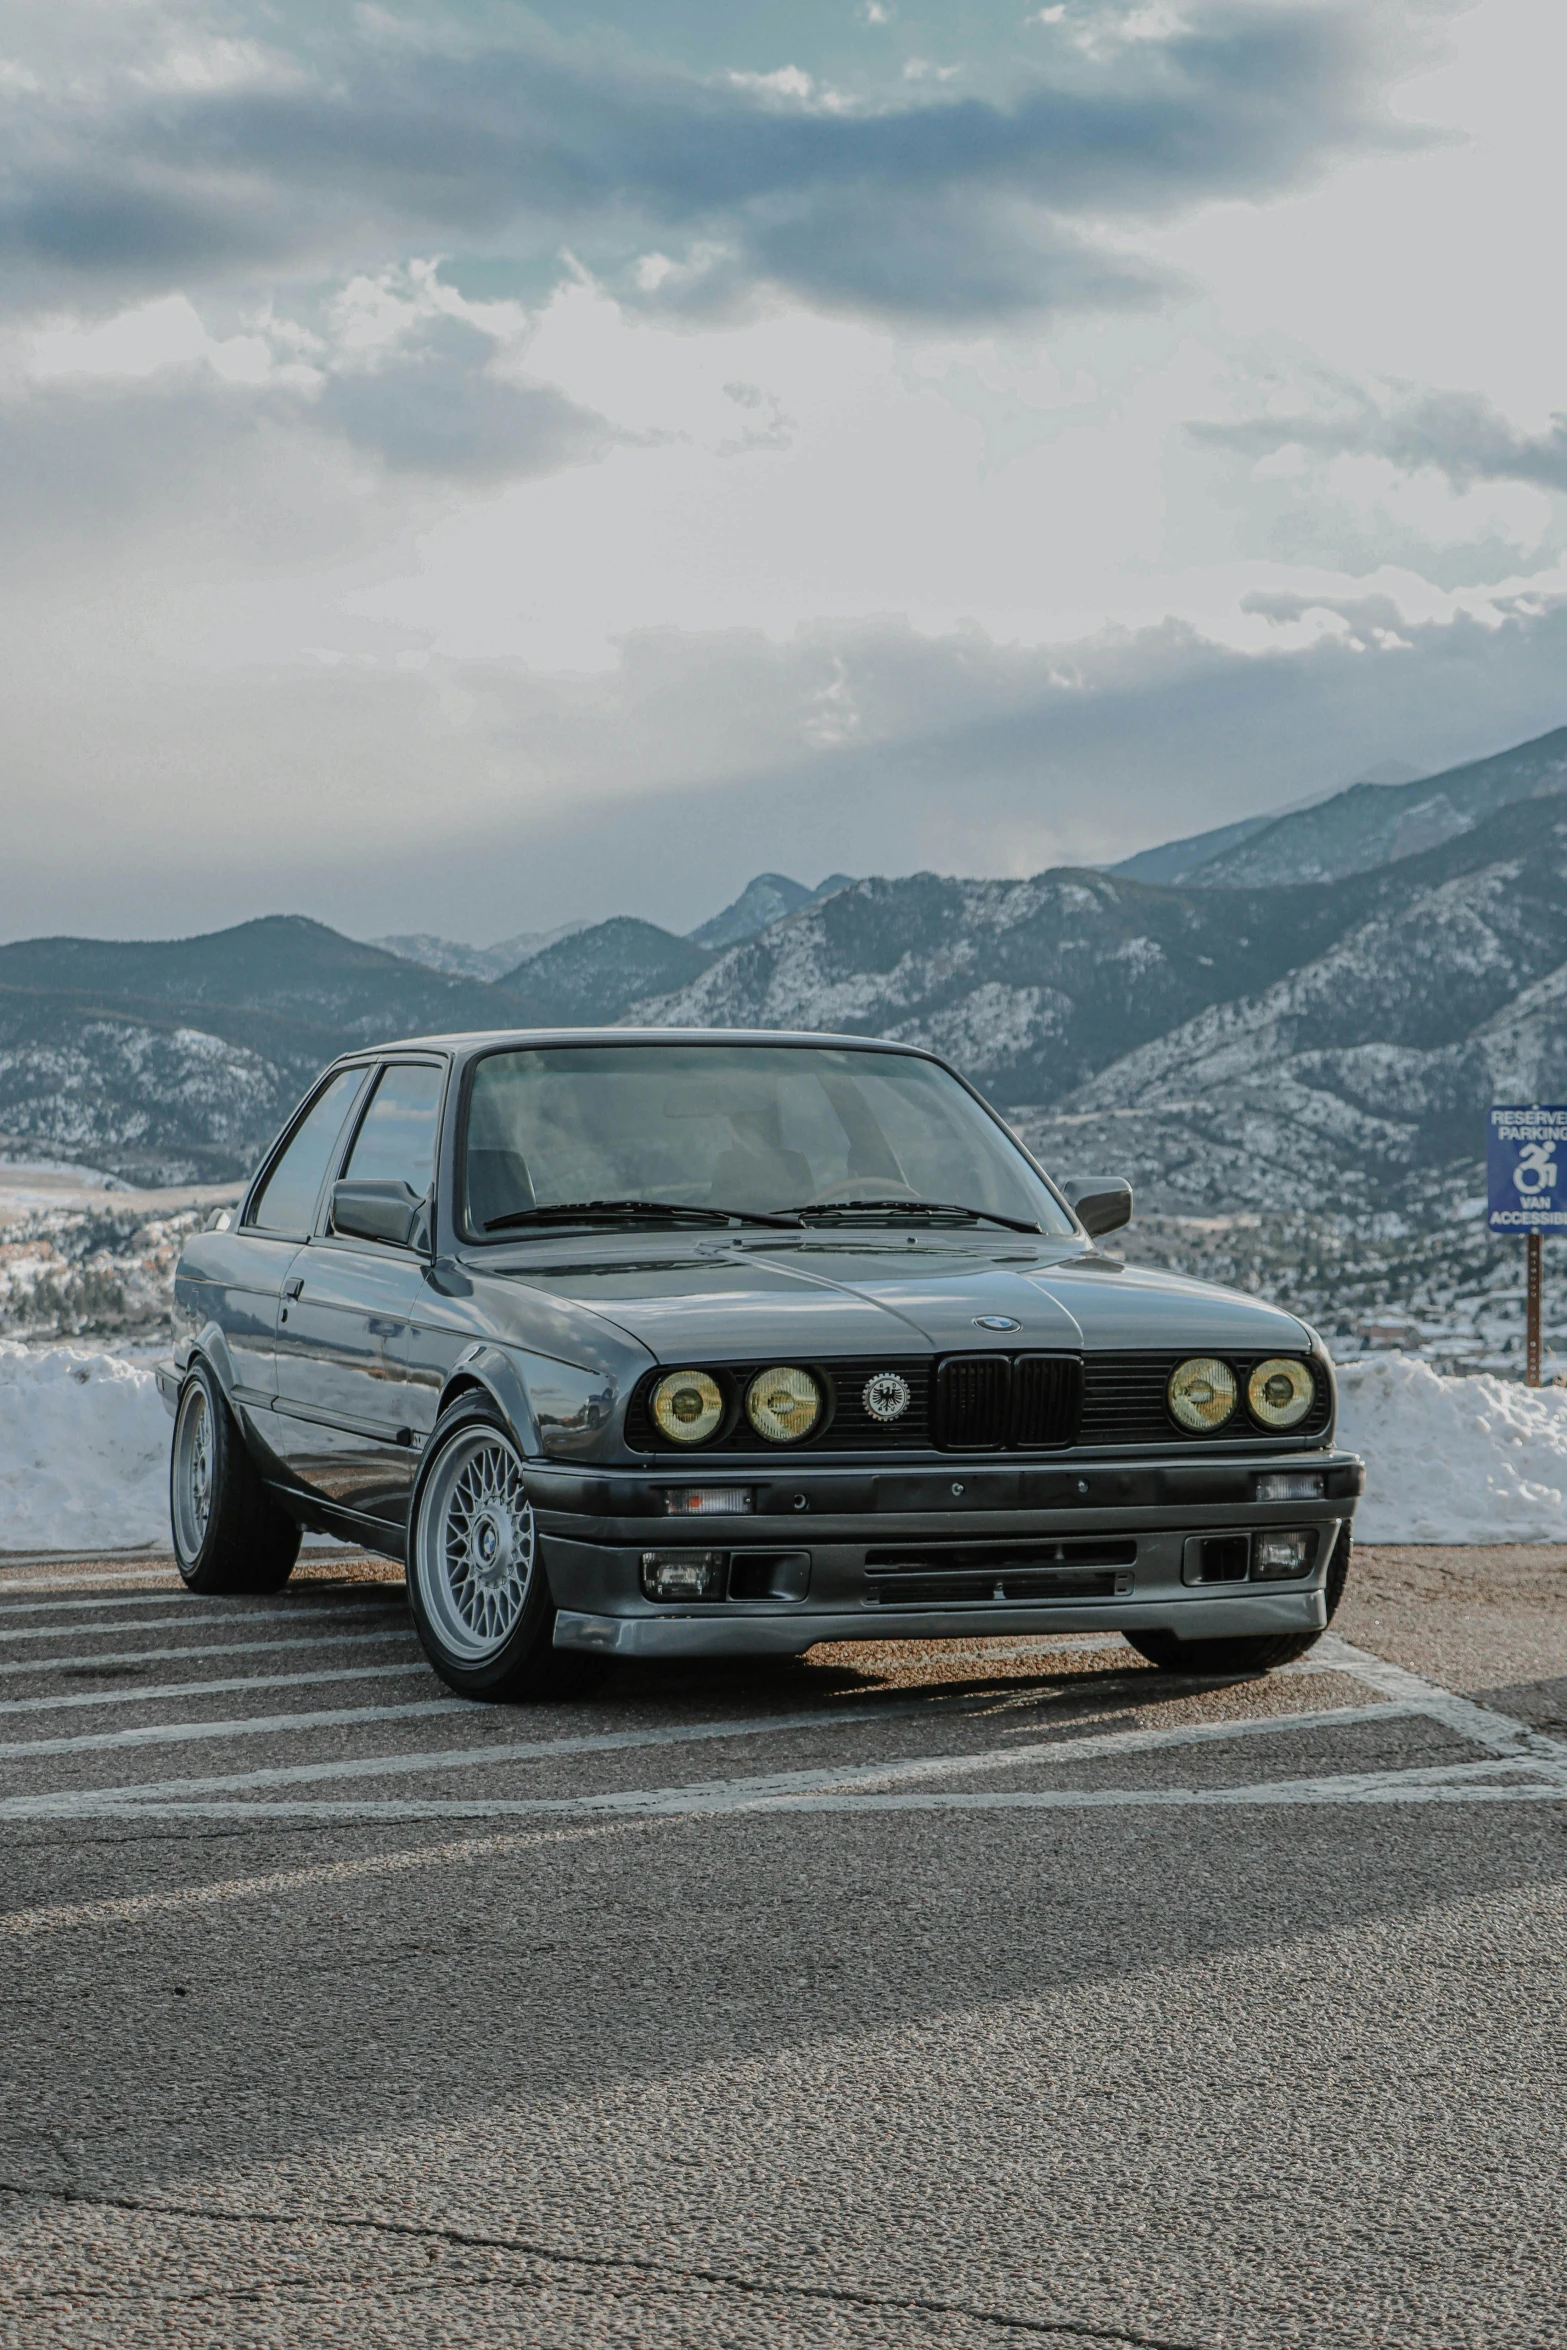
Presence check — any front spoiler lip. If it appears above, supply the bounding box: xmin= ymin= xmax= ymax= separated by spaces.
xmin=554 ymin=1588 xmax=1329 ymax=1658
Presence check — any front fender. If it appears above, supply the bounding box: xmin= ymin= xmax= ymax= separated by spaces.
xmin=438 ymin=1344 xmax=544 ymax=1456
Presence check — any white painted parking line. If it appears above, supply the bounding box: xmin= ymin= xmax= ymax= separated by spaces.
xmin=0 ymin=1602 xmax=406 ymax=1645
xmin=0 ymin=1694 xmax=466 ymax=1762
xmin=47 ymin=1768 xmax=1567 ymax=1824
xmin=0 ymin=1587 xmax=392 ymax=1618
xmin=0 ymin=1697 xmax=949 ymax=1818
xmin=1312 ymin=1633 xmax=1567 ymax=1762
xmin=0 ymin=1662 xmax=427 ymax=1721
xmin=1 ymin=1820 xmax=627 ymax=1940
xmin=0 ymin=1565 xmax=170 ymax=1590
xmin=0 ymin=1589 xmax=183 ymax=1614
xmin=0 ymin=1591 xmax=233 ymax=1618
xmin=1 ymin=1628 xmax=416 ymax=1678
xmin=21 ymin=1666 xmax=1559 ymax=1827
xmin=0 ymin=1694 xmax=1412 ymax=1816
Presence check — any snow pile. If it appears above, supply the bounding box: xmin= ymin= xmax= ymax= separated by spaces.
xmin=1337 ymin=1354 xmax=1567 ymax=1543
xmin=0 ymin=1342 xmax=169 ymax=1554
xmin=4 ymin=1339 xmax=1567 ymax=1556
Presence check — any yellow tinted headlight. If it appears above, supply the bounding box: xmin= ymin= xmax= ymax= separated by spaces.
xmin=651 ymin=1370 xmax=724 ymax=1445
xmin=1168 ymin=1356 xmax=1238 ymax=1432
xmin=745 ymin=1365 xmax=823 ymax=1445
xmin=1247 ymin=1358 xmax=1315 ymax=1430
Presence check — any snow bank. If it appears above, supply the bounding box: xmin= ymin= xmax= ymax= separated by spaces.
xmin=3 ymin=1339 xmax=1567 ymax=1556
xmin=0 ymin=1342 xmax=169 ymax=1554
xmin=1337 ymin=1354 xmax=1567 ymax=1543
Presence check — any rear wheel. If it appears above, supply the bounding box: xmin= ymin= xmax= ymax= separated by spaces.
xmin=170 ymin=1360 xmax=300 ymax=1594
xmin=406 ymin=1398 xmax=596 ymax=1701
xmin=1125 ymin=1529 xmax=1354 ymax=1678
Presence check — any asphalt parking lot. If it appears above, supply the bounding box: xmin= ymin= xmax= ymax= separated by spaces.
xmin=1 ymin=1544 xmax=1564 ymax=2349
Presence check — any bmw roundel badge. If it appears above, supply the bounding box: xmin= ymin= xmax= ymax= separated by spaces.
xmin=973 ymin=1314 xmax=1022 ymax=1332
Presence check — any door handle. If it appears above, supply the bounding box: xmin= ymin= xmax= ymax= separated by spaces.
xmin=284 ymin=1277 xmax=305 ymax=1299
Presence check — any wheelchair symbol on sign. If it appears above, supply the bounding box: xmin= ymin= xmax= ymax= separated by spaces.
xmin=1513 ymin=1141 xmax=1559 ymax=1194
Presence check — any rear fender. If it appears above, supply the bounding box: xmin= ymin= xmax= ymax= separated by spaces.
xmin=187 ymin=1322 xmax=243 ymax=1411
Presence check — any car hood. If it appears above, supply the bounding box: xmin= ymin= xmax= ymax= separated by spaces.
xmin=489 ymin=1239 xmax=1313 ymax=1360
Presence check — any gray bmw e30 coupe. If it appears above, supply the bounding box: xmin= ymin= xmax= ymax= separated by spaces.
xmin=159 ymin=1030 xmax=1362 ymax=1699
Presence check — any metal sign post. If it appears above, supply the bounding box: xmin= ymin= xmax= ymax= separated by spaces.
xmin=1487 ymin=1105 xmax=1567 ymax=1386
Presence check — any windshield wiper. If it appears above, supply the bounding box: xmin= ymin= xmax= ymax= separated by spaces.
xmin=483 ymin=1199 xmax=804 ymax=1234
xmin=791 ymin=1198 xmax=1042 ymax=1235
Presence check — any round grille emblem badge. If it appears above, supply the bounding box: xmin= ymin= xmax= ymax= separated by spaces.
xmin=973 ymin=1315 xmax=1021 ymax=1332
xmin=862 ymin=1371 xmax=912 ymax=1423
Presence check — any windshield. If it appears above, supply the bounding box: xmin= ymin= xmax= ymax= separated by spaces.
xmin=458 ymin=1042 xmax=1075 ymax=1238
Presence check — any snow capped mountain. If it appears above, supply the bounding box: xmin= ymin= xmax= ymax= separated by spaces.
xmin=373 ymin=922 xmax=588 ymax=979
xmin=633 ymin=866 xmax=1344 ymax=1103
xmin=1162 ymin=724 xmax=1567 ymax=890
xmin=635 ymin=795 xmax=1567 ymax=1210
xmin=687 ymin=871 xmax=856 ymax=951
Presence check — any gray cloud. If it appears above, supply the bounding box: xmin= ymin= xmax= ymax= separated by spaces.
xmin=0 ymin=328 xmax=622 ymax=534
xmin=313 ymin=320 xmax=623 ymax=479
xmin=1195 ymin=385 xmax=1567 ymax=495
xmin=3 ymin=585 xmax=1564 ymax=947
xmin=0 ymin=4 xmax=1439 ymax=323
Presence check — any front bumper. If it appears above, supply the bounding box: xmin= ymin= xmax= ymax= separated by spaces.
xmin=536 ymin=1448 xmax=1363 ymax=1659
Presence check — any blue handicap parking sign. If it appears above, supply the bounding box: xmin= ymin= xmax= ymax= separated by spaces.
xmin=1488 ymin=1105 xmax=1567 ymax=1233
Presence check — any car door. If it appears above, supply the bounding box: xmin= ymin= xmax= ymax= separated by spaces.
xmin=221 ymin=1065 xmax=372 ymax=1408
xmin=270 ymin=1058 xmax=448 ymax=1526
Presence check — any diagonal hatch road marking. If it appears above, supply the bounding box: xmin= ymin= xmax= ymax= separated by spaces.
xmin=0 ymin=1697 xmax=1484 ymax=1822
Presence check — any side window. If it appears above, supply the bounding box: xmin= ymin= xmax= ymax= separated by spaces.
xmin=248 ymin=1070 xmax=366 ymax=1237
xmin=341 ymin=1062 xmax=445 ymax=1197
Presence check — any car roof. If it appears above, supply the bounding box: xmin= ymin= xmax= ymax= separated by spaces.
xmin=333 ymin=1027 xmax=944 ymax=1061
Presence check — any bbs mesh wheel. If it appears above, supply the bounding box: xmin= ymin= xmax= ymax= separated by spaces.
xmin=406 ymin=1397 xmax=596 ymax=1701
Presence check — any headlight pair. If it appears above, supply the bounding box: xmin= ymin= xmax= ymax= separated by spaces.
xmin=1167 ymin=1355 xmax=1315 ymax=1434
xmin=651 ymin=1365 xmax=823 ymax=1448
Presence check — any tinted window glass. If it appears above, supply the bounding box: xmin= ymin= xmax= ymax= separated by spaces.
xmin=460 ymin=1044 xmax=1073 ymax=1234
xmin=249 ymin=1070 xmax=365 ymax=1236
xmin=343 ymin=1062 xmax=444 ymax=1194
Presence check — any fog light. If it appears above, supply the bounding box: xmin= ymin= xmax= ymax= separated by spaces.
xmin=1251 ymin=1529 xmax=1315 ymax=1581
xmin=640 ymin=1551 xmax=727 ymax=1601
xmin=1255 ymin=1472 xmax=1325 ymax=1501
xmin=660 ymin=1486 xmax=754 ymax=1516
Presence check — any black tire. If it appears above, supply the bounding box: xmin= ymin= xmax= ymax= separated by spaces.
xmin=406 ymin=1396 xmax=598 ymax=1701
xmin=1125 ymin=1527 xmax=1354 ymax=1678
xmin=170 ymin=1359 xmax=301 ymax=1594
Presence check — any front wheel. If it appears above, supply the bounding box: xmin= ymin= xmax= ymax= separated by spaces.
xmin=1125 ymin=1529 xmax=1354 ymax=1678
xmin=406 ymin=1400 xmax=595 ymax=1701
xmin=170 ymin=1360 xmax=300 ymax=1594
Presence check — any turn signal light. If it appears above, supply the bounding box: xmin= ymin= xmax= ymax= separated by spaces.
xmin=660 ymin=1486 xmax=754 ymax=1515
xmin=1255 ymin=1472 xmax=1324 ymax=1501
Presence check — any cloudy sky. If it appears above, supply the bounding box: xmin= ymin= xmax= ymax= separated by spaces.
xmin=2 ymin=0 xmax=1564 ymax=945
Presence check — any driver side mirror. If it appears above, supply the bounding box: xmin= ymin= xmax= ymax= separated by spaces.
xmin=1061 ymin=1175 xmax=1133 ymax=1239
xmin=331 ymin=1178 xmax=428 ymax=1250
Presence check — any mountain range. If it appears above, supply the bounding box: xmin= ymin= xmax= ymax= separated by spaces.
xmin=374 ymin=869 xmax=857 ymax=980
xmin=2 ymin=724 xmax=1565 ymax=1213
